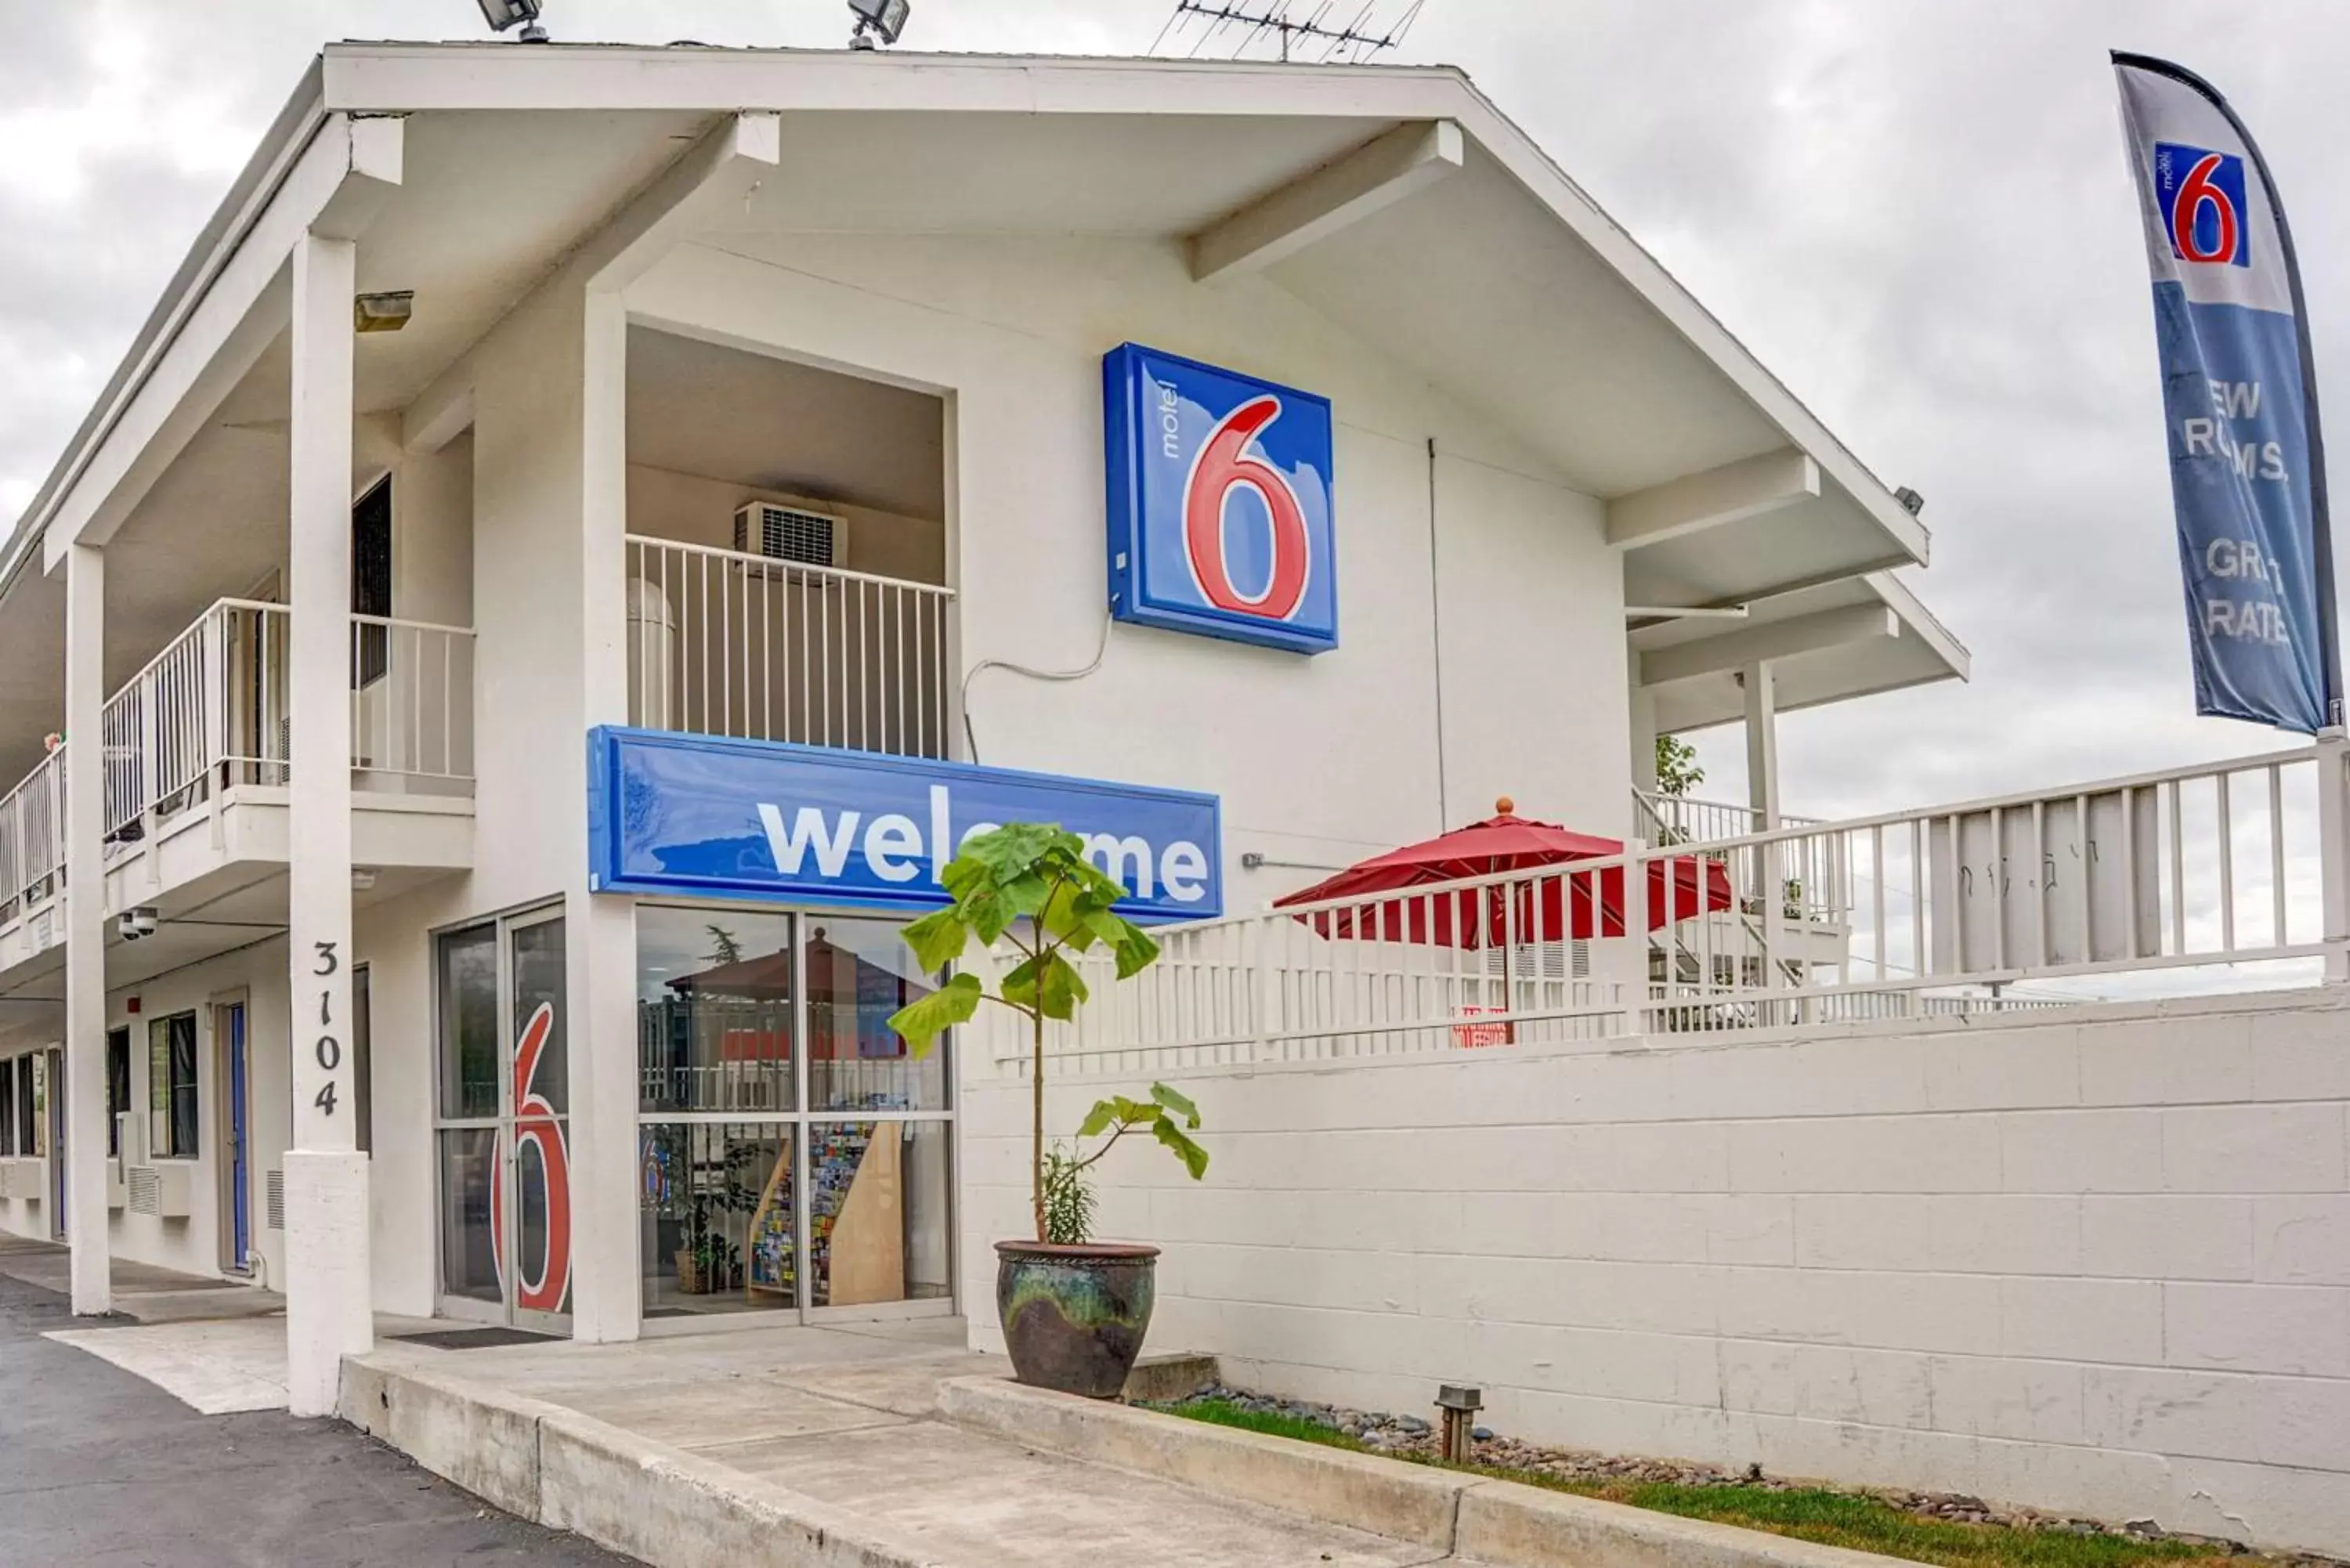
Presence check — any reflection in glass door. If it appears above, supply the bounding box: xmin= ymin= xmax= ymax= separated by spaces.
xmin=433 ymin=909 xmax=571 ymax=1328
xmin=634 ymin=907 xmax=953 ymax=1326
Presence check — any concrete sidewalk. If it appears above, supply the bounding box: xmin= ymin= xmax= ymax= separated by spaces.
xmin=347 ymin=1318 xmax=1455 ymax=1568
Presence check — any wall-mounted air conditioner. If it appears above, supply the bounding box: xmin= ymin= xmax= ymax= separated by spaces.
xmin=734 ymin=501 xmax=846 ymax=569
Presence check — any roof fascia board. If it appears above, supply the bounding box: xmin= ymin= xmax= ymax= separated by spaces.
xmin=1431 ymin=86 xmax=1932 ymax=569
xmin=1607 ymin=446 xmax=1820 ymax=551
xmin=1639 ymin=603 xmax=1899 ymax=686
xmin=318 ymin=44 xmax=1474 ymax=117
xmin=1188 ymin=119 xmax=1462 ymax=284
xmin=6 ymin=58 xmax=326 ymax=586
xmin=40 ymin=111 xmax=404 ymax=575
xmin=1864 ymin=569 xmax=1971 ymax=680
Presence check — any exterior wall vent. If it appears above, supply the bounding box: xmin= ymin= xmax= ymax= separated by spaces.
xmin=733 ymin=501 xmax=846 ymax=568
xmin=266 ymin=1169 xmax=285 ymax=1230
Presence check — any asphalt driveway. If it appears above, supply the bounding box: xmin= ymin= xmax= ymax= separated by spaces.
xmin=0 ymin=1272 xmax=636 ymax=1567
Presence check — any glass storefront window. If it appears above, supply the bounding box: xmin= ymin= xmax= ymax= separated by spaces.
xmin=807 ymin=919 xmax=947 ymax=1113
xmin=438 ymin=925 xmax=500 ymax=1121
xmin=638 ymin=1122 xmax=797 ymax=1317
xmin=638 ymin=908 xmax=797 ymax=1114
xmin=634 ymin=905 xmax=954 ymax=1320
xmin=808 ymin=1121 xmax=951 ymax=1307
xmin=438 ymin=1127 xmax=501 ymax=1304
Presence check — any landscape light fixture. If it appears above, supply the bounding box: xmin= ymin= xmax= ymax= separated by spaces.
xmin=848 ymin=0 xmax=910 ymax=49
xmin=477 ymin=0 xmax=548 ymax=42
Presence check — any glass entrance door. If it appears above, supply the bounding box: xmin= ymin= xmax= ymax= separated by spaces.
xmin=434 ymin=909 xmax=572 ymax=1328
xmin=220 ymin=1004 xmax=251 ymax=1274
xmin=42 ymin=1048 xmax=63 ymax=1241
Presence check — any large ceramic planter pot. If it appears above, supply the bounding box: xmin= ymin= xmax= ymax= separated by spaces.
xmin=995 ymin=1241 xmax=1159 ymax=1398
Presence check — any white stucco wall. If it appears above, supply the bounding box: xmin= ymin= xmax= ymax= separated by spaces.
xmin=624 ymin=232 xmax=1632 ymax=895
xmin=960 ymin=992 xmax=2350 ymax=1555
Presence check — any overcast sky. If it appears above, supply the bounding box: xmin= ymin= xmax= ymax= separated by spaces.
xmin=1 ymin=0 xmax=2345 ymax=822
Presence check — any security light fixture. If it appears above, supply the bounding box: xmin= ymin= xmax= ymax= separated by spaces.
xmin=848 ymin=0 xmax=910 ymax=49
xmin=352 ymin=291 xmax=414 ymax=334
xmin=477 ymin=0 xmax=548 ymax=42
xmin=1894 ymin=486 xmax=1926 ymax=516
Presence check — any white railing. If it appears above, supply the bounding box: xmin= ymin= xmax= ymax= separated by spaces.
xmin=1632 ymin=789 xmax=1820 ymax=844
xmin=352 ymin=614 xmax=475 ymax=786
xmin=980 ymin=745 xmax=2344 ymax=1077
xmin=626 ymin=536 xmax=953 ymax=759
xmin=85 ymin=599 xmax=475 ymax=848
xmin=1647 ymin=742 xmax=2342 ymax=1030
xmin=0 ymin=748 xmax=63 ymax=922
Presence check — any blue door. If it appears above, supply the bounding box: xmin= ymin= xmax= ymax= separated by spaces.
xmin=225 ymin=1005 xmax=250 ymax=1271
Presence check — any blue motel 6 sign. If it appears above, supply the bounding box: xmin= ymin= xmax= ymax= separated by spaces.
xmin=1104 ymin=343 xmax=1339 ymax=654
xmin=588 ymin=727 xmax=1224 ymax=924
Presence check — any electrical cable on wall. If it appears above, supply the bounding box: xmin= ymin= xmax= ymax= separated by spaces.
xmin=960 ymin=612 xmax=1114 ymax=764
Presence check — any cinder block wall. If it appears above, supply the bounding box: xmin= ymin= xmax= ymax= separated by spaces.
xmin=960 ymin=990 xmax=2350 ymax=1555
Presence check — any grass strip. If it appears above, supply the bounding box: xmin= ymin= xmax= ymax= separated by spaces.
xmin=1157 ymin=1401 xmax=2236 ymax=1568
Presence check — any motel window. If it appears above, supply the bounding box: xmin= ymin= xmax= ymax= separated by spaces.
xmin=107 ymin=1028 xmax=131 ymax=1158
xmin=354 ymin=965 xmax=373 ymax=1156
xmin=352 ymin=478 xmax=392 ymax=687
xmin=15 ymin=1056 xmax=33 ymax=1156
xmin=148 ymin=1013 xmax=200 ymax=1159
xmin=0 ymin=1058 xmax=13 ymax=1156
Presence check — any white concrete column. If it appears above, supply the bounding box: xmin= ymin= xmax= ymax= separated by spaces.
xmin=569 ymin=286 xmax=642 ymax=1344
xmin=62 ymin=543 xmax=108 ymax=1317
xmin=284 ymin=229 xmax=371 ymax=1417
xmin=2319 ymin=727 xmax=2350 ymax=983
xmin=1742 ymin=660 xmax=1781 ymax=832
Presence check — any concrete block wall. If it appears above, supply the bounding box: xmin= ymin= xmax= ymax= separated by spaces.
xmin=959 ymin=989 xmax=2350 ymax=1555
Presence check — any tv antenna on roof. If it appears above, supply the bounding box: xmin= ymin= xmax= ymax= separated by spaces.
xmin=1151 ymin=0 xmax=1427 ymax=63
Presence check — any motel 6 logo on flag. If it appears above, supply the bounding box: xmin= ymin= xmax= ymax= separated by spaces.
xmin=1104 ymin=343 xmax=1339 ymax=654
xmin=2154 ymin=143 xmax=2252 ymax=268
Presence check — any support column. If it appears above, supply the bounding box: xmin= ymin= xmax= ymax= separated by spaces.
xmin=569 ymin=286 xmax=641 ymax=1344
xmin=1742 ymin=661 xmax=1783 ymax=1002
xmin=1742 ymin=660 xmax=1781 ymax=831
xmin=284 ymin=229 xmax=370 ymax=1417
xmin=63 ymin=543 xmax=108 ymax=1317
xmin=2319 ymin=727 xmax=2350 ymax=983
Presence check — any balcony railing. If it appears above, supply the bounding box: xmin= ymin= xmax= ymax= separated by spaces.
xmin=1632 ymin=789 xmax=1820 ymax=844
xmin=0 ymin=599 xmax=478 ymax=873
xmin=973 ymin=746 xmax=2340 ymax=1078
xmin=0 ymin=749 xmax=63 ymax=923
xmin=626 ymin=536 xmax=953 ymax=759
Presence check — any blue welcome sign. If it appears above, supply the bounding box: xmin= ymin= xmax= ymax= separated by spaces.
xmin=1104 ymin=343 xmax=1339 ymax=654
xmin=588 ymin=727 xmax=1223 ymax=923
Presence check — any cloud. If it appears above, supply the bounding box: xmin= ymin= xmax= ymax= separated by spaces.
xmin=0 ymin=0 xmax=2344 ymax=826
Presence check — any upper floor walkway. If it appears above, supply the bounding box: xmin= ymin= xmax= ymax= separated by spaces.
xmin=0 ymin=598 xmax=474 ymax=995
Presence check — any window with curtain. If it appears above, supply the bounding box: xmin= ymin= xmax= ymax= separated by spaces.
xmin=0 ymin=1058 xmax=14 ymax=1157
xmin=107 ymin=1028 xmax=131 ymax=1158
xmin=148 ymin=1013 xmax=199 ymax=1158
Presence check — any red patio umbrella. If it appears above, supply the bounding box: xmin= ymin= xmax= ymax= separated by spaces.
xmin=1272 ymin=798 xmax=1734 ymax=946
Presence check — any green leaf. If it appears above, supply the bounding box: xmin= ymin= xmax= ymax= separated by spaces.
xmin=901 ymin=906 xmax=969 ymax=974
xmin=1149 ymin=1082 xmax=1202 ymax=1129
xmin=1076 ymin=1098 xmax=1123 ymax=1139
xmin=1036 ymin=951 xmax=1088 ymax=1021
xmin=1080 ymin=910 xmax=1160 ymax=979
xmin=1106 ymin=1096 xmax=1156 ymax=1127
xmin=1153 ymin=1118 xmax=1210 ymax=1180
xmin=887 ymin=972 xmax=981 ymax=1057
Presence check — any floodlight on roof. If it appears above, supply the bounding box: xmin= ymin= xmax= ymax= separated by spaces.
xmin=848 ymin=0 xmax=910 ymax=49
xmin=478 ymin=0 xmax=548 ymax=42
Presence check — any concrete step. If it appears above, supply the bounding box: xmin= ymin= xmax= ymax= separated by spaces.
xmin=342 ymin=1343 xmax=1450 ymax=1568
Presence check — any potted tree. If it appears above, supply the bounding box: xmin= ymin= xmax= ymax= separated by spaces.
xmin=890 ymin=823 xmax=1207 ymax=1398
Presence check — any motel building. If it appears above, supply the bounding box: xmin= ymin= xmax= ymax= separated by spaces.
xmin=2 ymin=39 xmax=2348 ymax=1558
